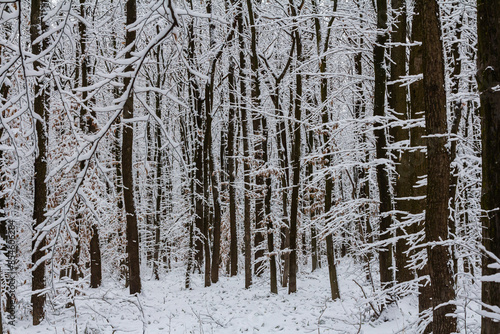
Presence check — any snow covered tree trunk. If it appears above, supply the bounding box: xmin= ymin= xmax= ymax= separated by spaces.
xmin=122 ymin=0 xmax=141 ymax=295
xmin=227 ymin=58 xmax=238 ymax=277
xmin=408 ymin=3 xmax=432 ymax=331
xmin=477 ymin=1 xmax=500 ymax=333
xmin=31 ymin=0 xmax=49 ymax=325
xmin=421 ymin=0 xmax=457 ymax=332
xmin=374 ymin=0 xmax=394 ymax=293
xmin=390 ymin=0 xmax=413 ymax=284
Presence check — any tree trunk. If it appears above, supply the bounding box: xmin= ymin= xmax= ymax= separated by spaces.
xmin=477 ymin=1 xmax=500 ymax=333
xmin=227 ymin=58 xmax=238 ymax=277
xmin=374 ymin=0 xmax=394 ymax=292
xmin=409 ymin=3 xmax=432 ymax=331
xmin=236 ymin=3 xmax=252 ymax=289
xmin=122 ymin=0 xmax=141 ymax=295
xmin=31 ymin=0 xmax=49 ymax=325
xmin=389 ymin=0 xmax=413 ymax=284
xmin=313 ymin=0 xmax=341 ymax=300
xmin=421 ymin=0 xmax=457 ymax=332
xmin=288 ymin=2 xmax=302 ymax=293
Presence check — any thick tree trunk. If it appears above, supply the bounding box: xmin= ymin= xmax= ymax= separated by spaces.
xmin=420 ymin=0 xmax=457 ymax=332
xmin=31 ymin=0 xmax=49 ymax=325
xmin=374 ymin=0 xmax=394 ymax=292
xmin=409 ymin=3 xmax=432 ymax=331
xmin=477 ymin=1 xmax=500 ymax=333
xmin=122 ymin=0 xmax=141 ymax=295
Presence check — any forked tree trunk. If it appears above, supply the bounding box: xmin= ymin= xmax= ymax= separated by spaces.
xmin=477 ymin=1 xmax=500 ymax=333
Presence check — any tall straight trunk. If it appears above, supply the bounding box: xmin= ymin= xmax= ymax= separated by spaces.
xmin=448 ymin=15 xmax=463 ymax=279
xmin=263 ymin=114 xmax=277 ymax=293
xmin=313 ymin=0 xmax=340 ymax=300
xmin=374 ymin=0 xmax=393 ymax=291
xmin=77 ymin=0 xmax=102 ymax=289
xmin=245 ymin=0 xmax=266 ymax=277
xmin=390 ymin=0 xmax=412 ymax=284
xmin=271 ymin=81 xmax=290 ymax=287
xmin=420 ymin=0 xmax=457 ymax=332
xmin=152 ymin=42 xmax=163 ymax=280
xmin=122 ymin=0 xmax=141 ymax=295
xmin=477 ymin=1 xmax=500 ymax=333
xmin=227 ymin=59 xmax=238 ymax=277
xmin=288 ymin=1 xmax=302 ymax=293
xmin=0 ymin=79 xmax=10 ymax=331
xmin=236 ymin=4 xmax=252 ymax=289
xmin=31 ymin=0 xmax=49 ymax=325
xmin=353 ymin=27 xmax=373 ymax=284
xmin=409 ymin=4 xmax=432 ymax=331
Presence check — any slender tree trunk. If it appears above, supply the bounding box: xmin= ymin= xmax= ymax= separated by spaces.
xmin=122 ymin=0 xmax=141 ymax=295
xmin=420 ymin=0 xmax=457 ymax=332
xmin=288 ymin=2 xmax=302 ymax=293
xmin=477 ymin=1 xmax=500 ymax=333
xmin=448 ymin=15 xmax=463 ymax=280
xmin=245 ymin=0 xmax=266 ymax=277
xmin=152 ymin=44 xmax=163 ymax=280
xmin=236 ymin=4 xmax=252 ymax=289
xmin=389 ymin=0 xmax=413 ymax=284
xmin=313 ymin=0 xmax=341 ymax=300
xmin=31 ymin=0 xmax=49 ymax=325
xmin=228 ymin=59 xmax=238 ymax=277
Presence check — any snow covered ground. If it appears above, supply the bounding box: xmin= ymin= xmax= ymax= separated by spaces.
xmin=12 ymin=259 xmax=481 ymax=333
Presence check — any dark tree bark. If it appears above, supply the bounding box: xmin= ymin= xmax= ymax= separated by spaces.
xmin=31 ymin=0 xmax=49 ymax=325
xmin=448 ymin=12 xmax=464 ymax=280
xmin=0 ymin=71 xmax=10 ymax=332
xmin=288 ymin=0 xmax=303 ymax=294
xmin=152 ymin=38 xmax=164 ymax=281
xmin=389 ymin=0 xmax=413 ymax=284
xmin=374 ymin=0 xmax=394 ymax=291
xmin=477 ymin=1 xmax=500 ymax=333
xmin=420 ymin=0 xmax=457 ymax=332
xmin=245 ymin=0 xmax=266 ymax=277
xmin=312 ymin=0 xmax=341 ymax=300
xmin=77 ymin=0 xmax=102 ymax=289
xmin=227 ymin=58 xmax=238 ymax=277
xmin=122 ymin=0 xmax=141 ymax=295
xmin=409 ymin=3 xmax=432 ymax=331
xmin=235 ymin=2 xmax=252 ymax=289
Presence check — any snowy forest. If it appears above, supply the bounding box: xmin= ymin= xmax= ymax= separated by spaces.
xmin=0 ymin=0 xmax=499 ymax=333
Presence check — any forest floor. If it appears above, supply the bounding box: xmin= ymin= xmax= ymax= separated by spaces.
xmin=13 ymin=258 xmax=480 ymax=333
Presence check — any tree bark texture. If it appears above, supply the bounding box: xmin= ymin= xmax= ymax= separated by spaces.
xmin=374 ymin=0 xmax=394 ymax=290
xmin=477 ymin=1 xmax=500 ymax=333
xmin=31 ymin=0 xmax=49 ymax=325
xmin=122 ymin=0 xmax=141 ymax=295
xmin=421 ymin=0 xmax=457 ymax=332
